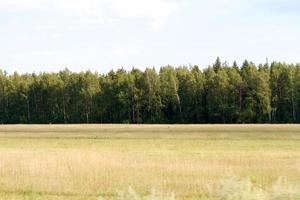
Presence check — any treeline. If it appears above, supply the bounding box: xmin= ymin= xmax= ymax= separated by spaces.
xmin=1 ymin=58 xmax=300 ymax=124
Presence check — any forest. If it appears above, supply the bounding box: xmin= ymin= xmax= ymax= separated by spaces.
xmin=0 ymin=58 xmax=299 ymax=124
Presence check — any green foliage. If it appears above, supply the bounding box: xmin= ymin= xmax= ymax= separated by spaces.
xmin=1 ymin=60 xmax=300 ymax=124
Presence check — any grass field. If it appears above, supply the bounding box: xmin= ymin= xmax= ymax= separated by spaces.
xmin=0 ymin=125 xmax=300 ymax=200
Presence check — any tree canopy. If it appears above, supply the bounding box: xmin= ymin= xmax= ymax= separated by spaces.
xmin=1 ymin=59 xmax=299 ymax=124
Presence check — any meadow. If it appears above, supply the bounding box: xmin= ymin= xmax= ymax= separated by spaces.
xmin=0 ymin=125 xmax=300 ymax=200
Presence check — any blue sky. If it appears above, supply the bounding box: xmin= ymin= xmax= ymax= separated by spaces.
xmin=0 ymin=0 xmax=300 ymax=73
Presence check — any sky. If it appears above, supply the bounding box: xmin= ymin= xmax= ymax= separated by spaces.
xmin=1 ymin=0 xmax=300 ymax=73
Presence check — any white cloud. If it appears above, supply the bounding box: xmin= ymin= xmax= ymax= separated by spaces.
xmin=0 ymin=0 xmax=181 ymax=29
xmin=211 ymin=0 xmax=236 ymax=5
xmin=0 ymin=0 xmax=36 ymax=7
xmin=209 ymin=0 xmax=239 ymax=13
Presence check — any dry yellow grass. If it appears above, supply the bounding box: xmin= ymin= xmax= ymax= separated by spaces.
xmin=0 ymin=125 xmax=299 ymax=199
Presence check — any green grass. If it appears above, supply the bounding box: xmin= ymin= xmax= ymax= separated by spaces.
xmin=0 ymin=125 xmax=299 ymax=199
